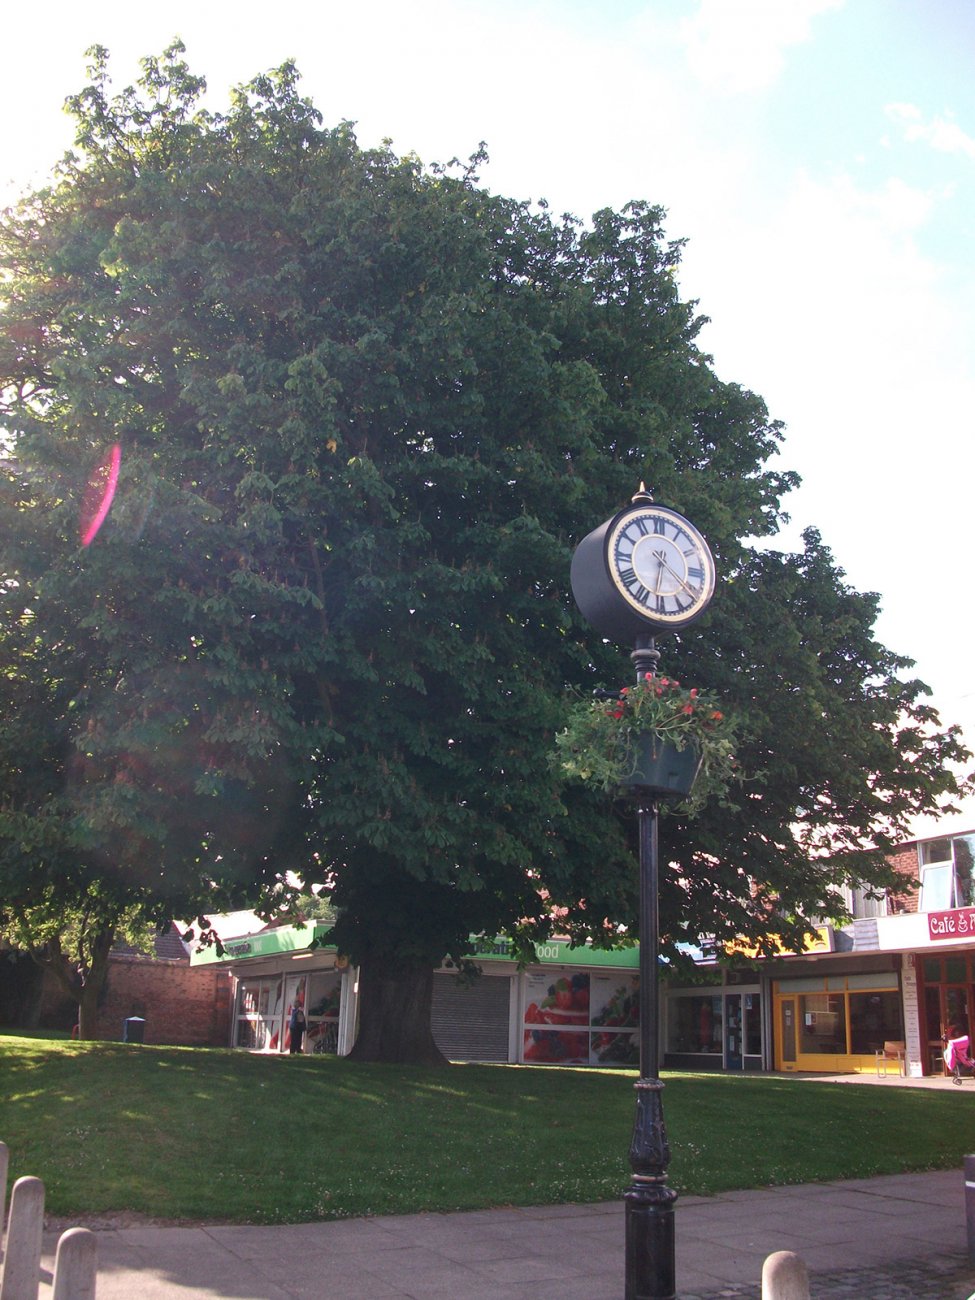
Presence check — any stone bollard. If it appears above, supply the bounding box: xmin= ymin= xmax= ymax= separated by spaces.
xmin=762 ymin=1250 xmax=810 ymax=1300
xmin=965 ymin=1154 xmax=975 ymax=1264
xmin=0 ymin=1176 xmax=45 ymax=1300
xmin=52 ymin=1227 xmax=97 ymax=1300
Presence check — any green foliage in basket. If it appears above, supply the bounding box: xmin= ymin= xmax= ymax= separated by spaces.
xmin=554 ymin=675 xmax=738 ymax=813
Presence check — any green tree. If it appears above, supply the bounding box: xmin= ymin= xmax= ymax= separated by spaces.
xmin=1 ymin=886 xmax=155 ymax=1038
xmin=0 ymin=45 xmax=967 ymax=1061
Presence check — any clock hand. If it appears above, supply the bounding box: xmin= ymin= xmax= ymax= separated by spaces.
xmin=652 ymin=549 xmax=697 ymax=597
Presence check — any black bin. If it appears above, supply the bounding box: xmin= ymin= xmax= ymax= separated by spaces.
xmin=122 ymin=1016 xmax=146 ymax=1044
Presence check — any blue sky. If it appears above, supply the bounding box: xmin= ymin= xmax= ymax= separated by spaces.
xmin=4 ymin=1 xmax=974 ymax=823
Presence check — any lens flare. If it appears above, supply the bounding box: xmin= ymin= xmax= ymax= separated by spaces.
xmin=79 ymin=443 xmax=121 ymax=547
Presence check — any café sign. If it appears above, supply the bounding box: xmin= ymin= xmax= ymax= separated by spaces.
xmin=928 ymin=908 xmax=975 ymax=941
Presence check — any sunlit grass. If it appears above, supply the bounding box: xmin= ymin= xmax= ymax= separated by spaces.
xmin=1 ymin=1035 xmax=973 ymax=1224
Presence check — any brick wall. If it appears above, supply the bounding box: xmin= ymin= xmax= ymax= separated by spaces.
xmin=887 ymin=845 xmax=920 ymax=914
xmin=94 ymin=957 xmax=233 ymax=1045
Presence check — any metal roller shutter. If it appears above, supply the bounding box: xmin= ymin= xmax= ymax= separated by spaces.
xmin=432 ymin=972 xmax=512 ymax=1061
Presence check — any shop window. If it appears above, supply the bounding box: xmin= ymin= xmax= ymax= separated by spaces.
xmin=522 ymin=971 xmax=640 ymax=1066
xmin=744 ymin=995 xmax=762 ymax=1056
xmin=667 ymin=994 xmax=722 ymax=1055
xmin=798 ymin=993 xmax=845 ymax=1054
xmin=849 ymin=991 xmax=902 ymax=1054
xmin=946 ymin=957 xmax=968 ymax=985
xmin=304 ymin=971 xmax=342 ymax=1054
xmin=235 ymin=1018 xmax=268 ymax=1050
xmin=234 ymin=976 xmax=283 ymax=1051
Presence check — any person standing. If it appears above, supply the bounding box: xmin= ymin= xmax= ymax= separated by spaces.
xmin=289 ymin=1000 xmax=306 ymax=1055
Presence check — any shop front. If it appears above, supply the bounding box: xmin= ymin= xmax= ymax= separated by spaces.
xmin=447 ymin=943 xmax=771 ymax=1071
xmin=917 ymin=948 xmax=975 ymax=1075
xmin=234 ymin=966 xmax=346 ymax=1054
xmin=664 ymin=981 xmax=765 ymax=1071
xmin=194 ymin=924 xmax=647 ymax=1066
xmin=771 ymin=964 xmax=903 ymax=1073
xmin=461 ymin=937 xmax=642 ymax=1067
xmin=193 ymin=922 xmax=356 ymax=1057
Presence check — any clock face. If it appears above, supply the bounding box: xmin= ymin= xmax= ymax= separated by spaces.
xmin=607 ymin=505 xmax=715 ymax=627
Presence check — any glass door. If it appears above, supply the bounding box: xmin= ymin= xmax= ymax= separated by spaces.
xmin=923 ymin=984 xmax=943 ymax=1074
xmin=744 ymin=993 xmax=762 ymax=1061
xmin=780 ymin=997 xmax=797 ymax=1069
xmin=944 ymin=985 xmax=969 ymax=1038
xmin=724 ymin=993 xmax=743 ymax=1070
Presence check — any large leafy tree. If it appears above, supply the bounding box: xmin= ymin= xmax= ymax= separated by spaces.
xmin=1 ymin=45 xmax=967 ymax=1061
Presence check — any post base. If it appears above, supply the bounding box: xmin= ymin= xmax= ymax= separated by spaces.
xmin=624 ymin=1175 xmax=678 ymax=1300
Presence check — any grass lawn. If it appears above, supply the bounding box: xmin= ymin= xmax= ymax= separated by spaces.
xmin=2 ymin=1035 xmax=974 ymax=1224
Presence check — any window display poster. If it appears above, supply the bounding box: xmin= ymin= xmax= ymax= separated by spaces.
xmin=590 ymin=974 xmax=639 ymax=1028
xmin=590 ymin=973 xmax=640 ymax=1065
xmin=523 ymin=970 xmax=589 ymax=1064
xmin=521 ymin=970 xmax=640 ymax=1065
xmin=523 ymin=970 xmax=590 ymax=1025
xmin=523 ymin=1029 xmax=590 ymax=1064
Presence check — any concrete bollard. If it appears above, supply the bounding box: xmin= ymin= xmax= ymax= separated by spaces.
xmin=0 ymin=1176 xmax=45 ymax=1300
xmin=762 ymin=1250 xmax=810 ymax=1300
xmin=52 ymin=1227 xmax=97 ymax=1300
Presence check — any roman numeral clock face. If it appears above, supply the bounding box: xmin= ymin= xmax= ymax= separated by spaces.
xmin=609 ymin=506 xmax=715 ymax=627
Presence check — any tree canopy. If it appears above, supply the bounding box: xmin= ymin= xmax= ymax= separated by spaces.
xmin=1 ymin=44 xmax=968 ymax=1059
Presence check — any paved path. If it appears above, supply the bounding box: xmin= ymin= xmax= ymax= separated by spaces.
xmin=26 ymin=1169 xmax=975 ymax=1299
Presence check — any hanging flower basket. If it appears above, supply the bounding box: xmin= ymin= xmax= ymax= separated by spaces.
xmin=553 ymin=675 xmax=737 ymax=815
xmin=618 ymin=733 xmax=703 ymax=800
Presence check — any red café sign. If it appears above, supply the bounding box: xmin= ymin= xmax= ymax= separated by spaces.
xmin=928 ymin=908 xmax=975 ymax=941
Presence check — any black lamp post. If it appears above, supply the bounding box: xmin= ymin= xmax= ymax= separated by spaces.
xmin=623 ymin=634 xmax=677 ymax=1300
xmin=570 ymin=489 xmax=716 ymax=1300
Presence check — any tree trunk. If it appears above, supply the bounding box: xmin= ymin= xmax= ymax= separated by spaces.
xmin=347 ymin=960 xmax=448 ymax=1065
xmin=76 ymin=981 xmax=102 ymax=1040
xmin=32 ymin=924 xmax=116 ymax=1040
xmin=75 ymin=926 xmax=115 ymax=1040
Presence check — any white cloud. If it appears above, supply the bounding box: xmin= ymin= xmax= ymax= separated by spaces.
xmin=680 ymin=0 xmax=844 ymax=94
xmin=886 ymin=102 xmax=975 ymax=161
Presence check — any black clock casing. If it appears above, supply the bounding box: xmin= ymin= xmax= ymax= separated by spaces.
xmin=570 ymin=495 xmax=715 ymax=642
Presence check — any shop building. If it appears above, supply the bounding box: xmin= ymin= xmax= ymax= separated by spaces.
xmin=192 ymin=927 xmax=646 ymax=1066
xmin=193 ymin=923 xmax=771 ymax=1071
xmin=765 ymin=828 xmax=975 ymax=1077
xmin=189 ymin=828 xmax=975 ymax=1075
